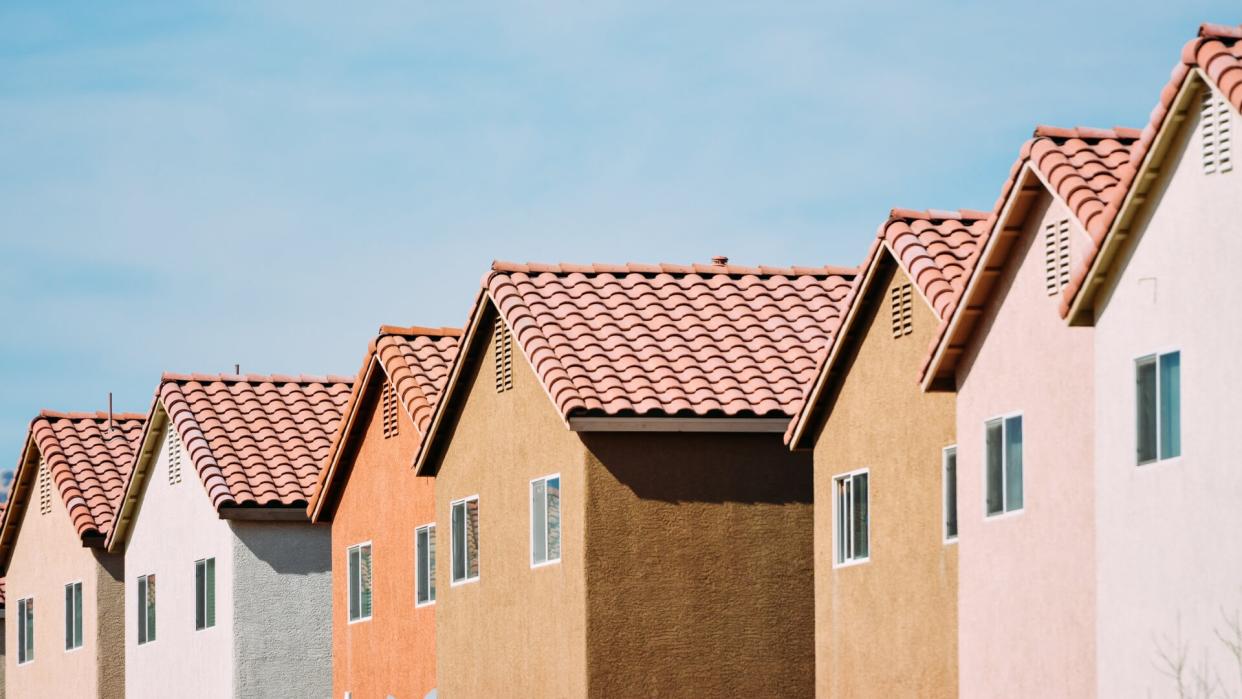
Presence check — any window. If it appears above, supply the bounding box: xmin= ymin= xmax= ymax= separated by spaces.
xmin=39 ymin=459 xmax=51 ymax=515
xmin=891 ymin=282 xmax=913 ymax=337
xmin=382 ymin=382 xmax=399 ymax=439
xmin=451 ymin=496 xmax=480 ymax=584
xmin=531 ymin=475 xmax=561 ymax=567
xmin=985 ymin=415 xmax=1024 ymax=516
xmin=167 ymin=429 xmax=182 ymax=485
xmin=494 ymin=318 xmax=514 ymax=392
xmin=416 ymin=524 xmax=436 ymax=606
xmin=1044 ymin=218 xmax=1071 ymax=294
xmin=1203 ymin=88 xmax=1234 ymax=174
xmin=137 ymin=574 xmax=156 ymax=645
xmin=1137 ymin=351 xmax=1181 ymax=464
xmin=195 ymin=558 xmax=216 ymax=630
xmin=834 ymin=470 xmax=869 ymax=565
xmin=347 ymin=543 xmax=372 ymax=622
xmin=64 ymin=582 xmax=83 ymax=651
xmin=943 ymin=446 xmax=958 ymax=542
xmin=17 ymin=597 xmax=33 ymax=664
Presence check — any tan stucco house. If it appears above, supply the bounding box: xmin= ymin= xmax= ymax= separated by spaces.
xmin=412 ymin=259 xmax=854 ymax=697
xmin=0 ymin=409 xmax=143 ymax=698
xmin=787 ymin=209 xmax=990 ymax=697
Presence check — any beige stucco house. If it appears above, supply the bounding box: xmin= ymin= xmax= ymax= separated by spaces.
xmin=0 ymin=410 xmax=143 ymax=699
xmin=413 ymin=259 xmax=855 ymax=697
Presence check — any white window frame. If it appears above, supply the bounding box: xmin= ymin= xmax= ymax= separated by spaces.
xmin=1136 ymin=348 xmax=1182 ymax=467
xmin=415 ymin=523 xmax=436 ymax=608
xmin=450 ymin=495 xmax=480 ymax=586
xmin=942 ymin=446 xmax=958 ymax=544
xmin=136 ymin=574 xmax=156 ymax=645
xmin=17 ymin=596 xmax=34 ymax=665
xmin=64 ymin=580 xmax=83 ymax=652
xmin=346 ymin=542 xmax=373 ymax=624
xmin=833 ymin=468 xmax=870 ymax=568
xmin=530 ymin=474 xmax=562 ymax=569
xmin=983 ymin=412 xmax=1024 ymax=519
xmin=194 ymin=557 xmax=216 ymax=631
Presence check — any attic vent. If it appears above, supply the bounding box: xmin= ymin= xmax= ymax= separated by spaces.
xmin=38 ymin=459 xmax=51 ymax=515
xmin=382 ymin=382 xmax=399 ymax=439
xmin=890 ymin=282 xmax=913 ymax=338
xmin=494 ymin=317 xmax=514 ymax=393
xmin=1044 ymin=218 xmax=1071 ymax=294
xmin=1203 ymin=88 xmax=1234 ymax=174
xmin=167 ymin=428 xmax=183 ymax=485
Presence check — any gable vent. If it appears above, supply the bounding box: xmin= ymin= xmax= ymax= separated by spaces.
xmin=1044 ymin=218 xmax=1071 ymax=295
xmin=890 ymin=282 xmax=913 ymax=338
xmin=1203 ymin=88 xmax=1234 ymax=175
xmin=38 ymin=459 xmax=51 ymax=515
xmin=495 ymin=317 xmax=514 ymax=393
xmin=167 ymin=428 xmax=183 ymax=485
xmin=382 ymin=381 xmax=399 ymax=439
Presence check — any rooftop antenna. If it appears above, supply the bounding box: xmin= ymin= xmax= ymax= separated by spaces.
xmin=107 ymin=392 xmax=113 ymax=433
xmin=234 ymin=363 xmax=240 ymax=375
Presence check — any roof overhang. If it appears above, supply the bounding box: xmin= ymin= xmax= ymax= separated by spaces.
xmin=107 ymin=396 xmax=168 ymax=552
xmin=568 ymin=417 xmax=789 ymax=433
xmin=307 ymin=356 xmax=379 ymax=523
xmin=0 ymin=430 xmax=42 ymax=575
xmin=220 ymin=506 xmax=310 ymax=522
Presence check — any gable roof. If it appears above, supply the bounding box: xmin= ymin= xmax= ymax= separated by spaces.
xmin=107 ymin=373 xmax=352 ymax=550
xmin=0 ymin=410 xmax=145 ymax=572
xmin=787 ymin=209 xmax=990 ymax=448
xmin=1064 ymin=23 xmax=1242 ymax=322
xmin=307 ymin=326 xmax=460 ymax=522
xmin=414 ymin=259 xmax=857 ymax=473
xmin=919 ymin=125 xmax=1141 ymax=389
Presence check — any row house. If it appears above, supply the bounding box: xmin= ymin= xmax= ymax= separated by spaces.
xmin=307 ymin=325 xmax=460 ymax=699
xmin=409 ymin=260 xmax=854 ymax=697
xmin=0 ymin=410 xmax=142 ymax=698
xmin=788 ymin=209 xmax=990 ymax=697
xmin=104 ymin=373 xmax=351 ymax=699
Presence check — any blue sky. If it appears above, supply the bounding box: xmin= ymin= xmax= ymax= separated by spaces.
xmin=0 ymin=2 xmax=1236 ymax=467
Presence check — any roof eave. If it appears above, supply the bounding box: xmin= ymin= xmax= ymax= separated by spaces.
xmin=307 ymin=355 xmax=380 ymax=523
xmin=104 ymin=396 xmax=166 ymax=553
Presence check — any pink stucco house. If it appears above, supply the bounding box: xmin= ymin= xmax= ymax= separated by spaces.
xmin=1059 ymin=23 xmax=1242 ymax=697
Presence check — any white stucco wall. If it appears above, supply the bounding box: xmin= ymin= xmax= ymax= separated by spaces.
xmin=955 ymin=192 xmax=1097 ymax=697
xmin=123 ymin=428 xmax=235 ymax=699
xmin=1093 ymin=81 xmax=1242 ymax=697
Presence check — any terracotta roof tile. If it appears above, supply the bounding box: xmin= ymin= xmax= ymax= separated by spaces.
xmin=879 ymin=209 xmax=992 ymax=320
xmin=485 ymin=260 xmax=857 ymax=419
xmin=159 ymin=373 xmax=353 ymax=509
xmin=1061 ymin=23 xmax=1242 ymax=317
xmin=28 ymin=411 xmax=144 ymax=538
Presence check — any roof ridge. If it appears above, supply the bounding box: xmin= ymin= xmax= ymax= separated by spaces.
xmin=377 ymin=324 xmax=464 ymax=338
xmin=36 ymin=409 xmax=148 ymax=421
xmin=159 ymin=371 xmax=355 ymax=385
xmin=1200 ymin=22 xmax=1242 ymax=40
xmin=490 ymin=259 xmax=856 ymax=278
xmin=1032 ymin=125 xmax=1144 ymax=141
xmin=884 ymin=207 xmax=991 ymax=225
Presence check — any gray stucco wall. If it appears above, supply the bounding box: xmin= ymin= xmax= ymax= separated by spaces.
xmin=231 ymin=522 xmax=332 ymax=699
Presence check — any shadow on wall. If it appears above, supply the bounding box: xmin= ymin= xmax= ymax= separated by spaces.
xmin=581 ymin=432 xmax=812 ymax=505
xmin=230 ymin=521 xmax=331 ymax=576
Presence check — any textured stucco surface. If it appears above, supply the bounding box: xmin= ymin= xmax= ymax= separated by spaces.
xmin=582 ymin=432 xmax=815 ymax=698
xmin=330 ymin=371 xmax=436 ymax=699
xmin=1092 ymin=82 xmax=1242 ymax=697
xmin=810 ymin=259 xmax=957 ymax=698
xmin=5 ymin=444 xmax=125 ymax=699
xmin=232 ymin=521 xmax=331 ymax=698
xmin=955 ymin=192 xmax=1096 ymax=697
xmin=433 ymin=315 xmax=589 ymax=698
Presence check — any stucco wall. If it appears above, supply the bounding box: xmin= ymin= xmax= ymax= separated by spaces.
xmin=124 ymin=425 xmax=236 ymax=699
xmin=954 ymin=192 xmax=1096 ymax=697
xmin=231 ymin=521 xmax=331 ymax=698
xmin=330 ymin=373 xmax=436 ymax=699
xmin=1093 ymin=82 xmax=1242 ymax=697
xmin=433 ymin=315 xmax=589 ymax=698
xmin=811 ymin=259 xmax=957 ymax=698
xmin=582 ymin=431 xmax=814 ymax=697
xmin=5 ymin=452 xmax=124 ymax=698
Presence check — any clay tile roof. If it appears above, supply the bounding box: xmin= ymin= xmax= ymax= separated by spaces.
xmin=1022 ymin=125 xmax=1142 ymax=239
xmin=372 ymin=328 xmax=462 ymax=435
xmin=159 ymin=373 xmax=353 ymax=509
xmin=29 ymin=411 xmax=145 ymax=538
xmin=484 ymin=259 xmax=857 ymax=419
xmin=879 ymin=208 xmax=993 ymax=320
xmin=1061 ymin=23 xmax=1242 ymax=318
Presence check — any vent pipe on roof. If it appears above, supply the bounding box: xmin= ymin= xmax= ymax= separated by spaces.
xmin=234 ymin=363 xmax=240 ymax=375
xmin=107 ymin=392 xmax=113 ymax=433
xmin=712 ymin=256 xmax=729 ymax=266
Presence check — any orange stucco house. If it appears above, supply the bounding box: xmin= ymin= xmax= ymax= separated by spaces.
xmin=307 ymin=325 xmax=460 ymax=699
xmin=412 ymin=259 xmax=855 ymax=698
